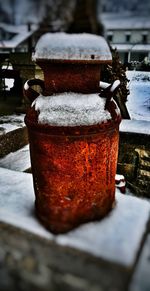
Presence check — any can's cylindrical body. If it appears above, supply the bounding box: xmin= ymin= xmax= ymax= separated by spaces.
xmin=25 ymin=108 xmax=120 ymax=234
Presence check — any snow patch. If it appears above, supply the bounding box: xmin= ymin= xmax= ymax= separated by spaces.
xmin=120 ymin=120 xmax=150 ymax=135
xmin=32 ymin=93 xmax=112 ymax=126
xmin=0 ymin=114 xmax=25 ymax=133
xmin=0 ymin=167 xmax=150 ymax=267
xmin=126 ymin=71 xmax=150 ymax=121
xmin=24 ymin=81 xmax=29 ymax=90
xmin=101 ymin=13 xmax=150 ymax=30
xmin=0 ymin=145 xmax=30 ymax=172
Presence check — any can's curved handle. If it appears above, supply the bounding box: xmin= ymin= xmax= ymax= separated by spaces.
xmin=99 ymin=80 xmax=120 ymax=109
xmin=23 ymin=79 xmax=45 ymax=103
xmin=99 ymin=80 xmax=121 ymax=121
xmin=100 ymin=80 xmax=120 ymax=92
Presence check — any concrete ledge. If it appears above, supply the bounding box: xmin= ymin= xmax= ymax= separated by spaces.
xmin=129 ymin=234 xmax=150 ymax=291
xmin=0 ymin=114 xmax=28 ymax=158
xmin=0 ymin=144 xmax=30 ymax=172
xmin=0 ymin=222 xmax=132 ymax=291
xmin=0 ymin=167 xmax=149 ymax=266
xmin=0 ymin=167 xmax=150 ymax=290
xmin=120 ymin=120 xmax=150 ymax=136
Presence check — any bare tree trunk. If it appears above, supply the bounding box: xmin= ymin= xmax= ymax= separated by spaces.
xmin=67 ymin=0 xmax=104 ymax=35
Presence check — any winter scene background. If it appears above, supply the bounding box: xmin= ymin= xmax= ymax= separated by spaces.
xmin=0 ymin=1 xmax=150 ymax=290
xmin=126 ymin=70 xmax=150 ymax=122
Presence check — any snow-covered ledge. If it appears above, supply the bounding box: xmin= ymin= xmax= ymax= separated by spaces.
xmin=0 ymin=168 xmax=150 ymax=268
xmin=120 ymin=119 xmax=150 ymax=135
xmin=0 ymin=168 xmax=149 ymax=291
xmin=0 ymin=114 xmax=28 ymax=159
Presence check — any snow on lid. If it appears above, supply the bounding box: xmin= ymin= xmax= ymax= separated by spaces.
xmin=32 ymin=93 xmax=112 ymax=127
xmin=32 ymin=32 xmax=112 ymax=62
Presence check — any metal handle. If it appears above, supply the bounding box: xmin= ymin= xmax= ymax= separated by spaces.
xmin=99 ymin=80 xmax=120 ymax=110
xmin=100 ymin=80 xmax=120 ymax=93
xmin=23 ymin=79 xmax=45 ymax=103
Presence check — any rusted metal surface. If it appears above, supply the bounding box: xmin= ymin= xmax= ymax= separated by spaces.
xmin=23 ymin=33 xmax=122 ymax=234
xmin=25 ymin=108 xmax=120 ymax=234
xmin=38 ymin=62 xmax=101 ymax=94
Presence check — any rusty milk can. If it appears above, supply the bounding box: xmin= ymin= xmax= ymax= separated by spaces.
xmin=24 ymin=33 xmax=121 ymax=234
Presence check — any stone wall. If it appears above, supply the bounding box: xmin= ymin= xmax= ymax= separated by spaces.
xmin=0 ymin=222 xmax=130 ymax=291
xmin=118 ymin=122 xmax=150 ymax=198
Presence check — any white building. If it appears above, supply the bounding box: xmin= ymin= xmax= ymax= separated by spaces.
xmin=0 ymin=23 xmax=38 ymax=53
xmin=101 ymin=12 xmax=150 ymax=65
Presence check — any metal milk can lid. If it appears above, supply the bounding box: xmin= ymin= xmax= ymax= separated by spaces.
xmin=32 ymin=32 xmax=112 ymax=64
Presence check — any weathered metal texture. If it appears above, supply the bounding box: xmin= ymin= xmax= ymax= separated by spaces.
xmin=25 ymin=109 xmax=120 ymax=234
xmin=23 ymin=32 xmax=120 ymax=234
xmin=37 ymin=61 xmax=102 ymax=94
xmin=30 ymin=32 xmax=112 ymax=97
xmin=33 ymin=34 xmax=112 ymax=94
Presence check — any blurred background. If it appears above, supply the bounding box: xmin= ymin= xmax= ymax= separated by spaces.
xmin=0 ymin=0 xmax=150 ymax=117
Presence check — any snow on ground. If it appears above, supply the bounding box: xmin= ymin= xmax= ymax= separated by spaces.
xmin=0 ymin=114 xmax=25 ymax=134
xmin=120 ymin=120 xmax=150 ymax=135
xmin=2 ymin=65 xmax=14 ymax=91
xmin=126 ymin=70 xmax=150 ymax=122
xmin=0 ymin=145 xmax=30 ymax=172
xmin=0 ymin=166 xmax=149 ymax=266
